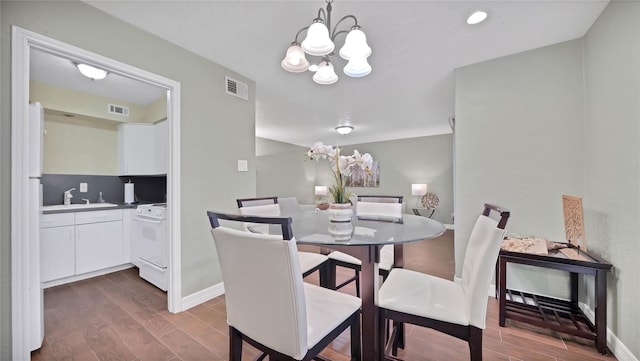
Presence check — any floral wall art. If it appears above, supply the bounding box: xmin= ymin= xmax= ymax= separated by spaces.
xmin=306 ymin=142 xmax=375 ymax=203
xmin=345 ymin=160 xmax=379 ymax=187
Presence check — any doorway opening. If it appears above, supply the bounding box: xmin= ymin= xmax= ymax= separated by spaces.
xmin=10 ymin=26 xmax=182 ymax=361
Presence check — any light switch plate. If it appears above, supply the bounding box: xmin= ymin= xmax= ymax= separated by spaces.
xmin=79 ymin=183 xmax=88 ymax=192
xmin=237 ymin=160 xmax=248 ymax=172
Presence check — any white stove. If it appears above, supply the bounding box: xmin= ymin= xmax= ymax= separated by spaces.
xmin=133 ymin=203 xmax=168 ymax=291
xmin=136 ymin=203 xmax=167 ymax=220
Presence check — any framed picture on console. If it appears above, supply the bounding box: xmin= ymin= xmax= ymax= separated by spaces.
xmin=562 ymin=194 xmax=586 ymax=251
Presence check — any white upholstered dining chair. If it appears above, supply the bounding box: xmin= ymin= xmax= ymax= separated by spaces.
xmin=377 ymin=203 xmax=510 ymax=361
xmin=236 ymin=197 xmax=329 ymax=279
xmin=327 ymin=195 xmax=404 ymax=297
xmin=207 ymin=211 xmax=361 ymax=361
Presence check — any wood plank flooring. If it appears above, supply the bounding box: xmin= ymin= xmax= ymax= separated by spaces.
xmin=32 ymin=230 xmax=617 ymax=361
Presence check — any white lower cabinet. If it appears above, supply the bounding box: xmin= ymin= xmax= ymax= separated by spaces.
xmin=41 ymin=225 xmax=75 ymax=283
xmin=41 ymin=209 xmax=125 ymax=283
xmin=75 ymin=221 xmax=124 ymax=274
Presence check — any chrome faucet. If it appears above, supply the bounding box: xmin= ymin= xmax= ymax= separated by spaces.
xmin=63 ymin=188 xmax=75 ymax=205
xmin=81 ymin=198 xmax=90 ymax=204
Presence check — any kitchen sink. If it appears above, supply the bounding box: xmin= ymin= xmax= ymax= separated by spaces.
xmin=43 ymin=203 xmax=119 ymax=211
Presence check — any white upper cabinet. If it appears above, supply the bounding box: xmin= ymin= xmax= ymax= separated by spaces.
xmin=155 ymin=119 xmax=169 ymax=175
xmin=118 ymin=122 xmax=167 ymax=176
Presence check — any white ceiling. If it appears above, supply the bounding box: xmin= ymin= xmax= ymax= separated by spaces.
xmin=30 ymin=48 xmax=167 ymax=106
xmin=35 ymin=0 xmax=609 ymax=147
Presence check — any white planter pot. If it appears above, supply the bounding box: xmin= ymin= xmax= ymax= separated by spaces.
xmin=327 ymin=203 xmax=353 ymax=222
xmin=327 ymin=203 xmax=353 ymax=240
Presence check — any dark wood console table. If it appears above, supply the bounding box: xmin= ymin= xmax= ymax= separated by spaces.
xmin=496 ymin=244 xmax=612 ymax=354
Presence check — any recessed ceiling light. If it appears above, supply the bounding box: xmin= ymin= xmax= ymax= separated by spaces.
xmin=76 ymin=63 xmax=108 ymax=80
xmin=467 ymin=11 xmax=488 ymax=25
xmin=335 ymin=125 xmax=353 ymax=135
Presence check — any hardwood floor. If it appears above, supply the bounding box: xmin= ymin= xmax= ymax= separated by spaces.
xmin=32 ymin=230 xmax=616 ymax=361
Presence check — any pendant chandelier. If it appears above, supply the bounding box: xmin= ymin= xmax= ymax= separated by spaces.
xmin=281 ymin=0 xmax=372 ymax=85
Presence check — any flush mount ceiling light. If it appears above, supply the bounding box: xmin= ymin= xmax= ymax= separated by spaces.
xmin=281 ymin=0 xmax=372 ymax=85
xmin=76 ymin=63 xmax=108 ymax=80
xmin=335 ymin=125 xmax=354 ymax=135
xmin=467 ymin=10 xmax=488 ymax=25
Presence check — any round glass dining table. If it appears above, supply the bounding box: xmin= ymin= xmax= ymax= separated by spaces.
xmin=282 ymin=209 xmax=446 ymax=361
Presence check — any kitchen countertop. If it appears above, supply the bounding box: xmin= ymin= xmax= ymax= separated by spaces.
xmin=42 ymin=202 xmax=154 ymax=214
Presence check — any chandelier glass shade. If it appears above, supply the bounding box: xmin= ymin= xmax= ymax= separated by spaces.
xmin=338 ymin=28 xmax=371 ymax=60
xmin=281 ymin=0 xmax=372 ymax=85
xmin=301 ymin=21 xmax=335 ymax=56
xmin=313 ymin=58 xmax=339 ymax=85
xmin=343 ymin=56 xmax=371 ymax=77
xmin=281 ymin=44 xmax=310 ymax=73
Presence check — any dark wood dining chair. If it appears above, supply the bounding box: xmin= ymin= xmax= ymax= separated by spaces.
xmin=236 ymin=197 xmax=329 ymax=279
xmin=207 ymin=211 xmax=361 ymax=361
xmin=377 ymin=203 xmax=510 ymax=361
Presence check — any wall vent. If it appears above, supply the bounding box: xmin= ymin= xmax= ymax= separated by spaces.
xmin=108 ymin=104 xmax=129 ymax=116
xmin=225 ymin=76 xmax=249 ymax=100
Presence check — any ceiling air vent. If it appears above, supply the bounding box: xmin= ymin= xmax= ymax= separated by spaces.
xmin=225 ymin=76 xmax=249 ymax=100
xmin=108 ymin=103 xmax=129 ymax=116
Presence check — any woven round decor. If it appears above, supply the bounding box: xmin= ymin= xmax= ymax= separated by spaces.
xmin=421 ymin=192 xmax=439 ymax=209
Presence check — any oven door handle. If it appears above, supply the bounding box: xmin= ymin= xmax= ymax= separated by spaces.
xmin=134 ymin=217 xmax=163 ymax=224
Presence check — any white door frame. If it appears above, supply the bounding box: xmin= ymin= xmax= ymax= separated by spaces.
xmin=11 ymin=26 xmax=182 ymax=360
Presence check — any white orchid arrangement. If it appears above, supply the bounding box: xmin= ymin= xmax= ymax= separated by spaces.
xmin=306 ymin=142 xmax=374 ymax=204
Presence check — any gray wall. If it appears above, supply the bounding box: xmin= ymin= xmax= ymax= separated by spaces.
xmin=456 ymin=39 xmax=585 ymax=297
xmin=256 ymin=136 xmax=304 ymax=157
xmin=1 ymin=2 xmax=256 ymax=356
xmin=455 ymin=1 xmax=639 ymax=357
xmin=256 ymin=135 xmax=454 ymax=224
xmin=583 ymin=0 xmax=639 ymax=357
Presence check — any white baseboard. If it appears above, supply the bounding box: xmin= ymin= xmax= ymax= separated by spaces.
xmin=579 ymin=302 xmax=638 ymax=361
xmin=180 ymin=282 xmax=225 ymax=311
xmin=486 ymin=282 xmax=637 ymax=361
xmin=43 ymin=263 xmax=134 ymax=289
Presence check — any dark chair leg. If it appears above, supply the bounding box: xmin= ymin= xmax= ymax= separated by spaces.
xmin=319 ymin=260 xmax=330 ymax=289
xmin=229 ymin=326 xmax=243 ymax=361
xmin=468 ymin=326 xmax=483 ymax=361
xmin=391 ymin=320 xmax=402 ymax=356
xmin=350 ymin=313 xmax=361 ymax=361
xmin=354 ymin=270 xmax=361 ymax=297
xmin=393 ymin=321 xmax=405 ymax=351
xmin=378 ymin=308 xmax=387 ymax=361
xmin=327 ymin=261 xmax=338 ymax=290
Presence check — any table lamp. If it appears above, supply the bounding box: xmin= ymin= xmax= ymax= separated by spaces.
xmin=411 ymin=183 xmax=427 ymax=208
xmin=315 ymin=185 xmax=329 ymax=209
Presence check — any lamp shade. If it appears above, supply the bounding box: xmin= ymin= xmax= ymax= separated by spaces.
xmin=339 ymin=28 xmax=371 ymax=60
xmin=315 ymin=186 xmax=328 ymax=196
xmin=411 ymin=184 xmax=427 ymax=196
xmin=313 ymin=60 xmax=338 ymax=85
xmin=281 ymin=44 xmax=310 ymax=73
xmin=301 ymin=21 xmax=335 ymax=56
xmin=343 ymin=56 xmax=372 ymax=77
